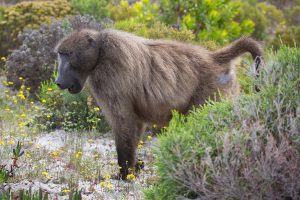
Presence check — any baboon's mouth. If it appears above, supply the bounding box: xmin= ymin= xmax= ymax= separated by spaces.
xmin=68 ymin=85 xmax=82 ymax=94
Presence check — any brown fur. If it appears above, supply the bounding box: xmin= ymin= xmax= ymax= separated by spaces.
xmin=55 ymin=29 xmax=263 ymax=179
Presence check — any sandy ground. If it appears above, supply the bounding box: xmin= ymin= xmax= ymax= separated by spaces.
xmin=1 ymin=130 xmax=158 ymax=199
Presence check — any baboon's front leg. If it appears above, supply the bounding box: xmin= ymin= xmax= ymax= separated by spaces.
xmin=113 ymin=122 xmax=146 ymax=180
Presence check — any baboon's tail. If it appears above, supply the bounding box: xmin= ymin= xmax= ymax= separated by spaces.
xmin=213 ymin=37 xmax=263 ymax=72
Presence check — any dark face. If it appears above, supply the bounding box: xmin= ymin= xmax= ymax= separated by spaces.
xmin=55 ymin=53 xmax=89 ymax=94
xmin=55 ymin=31 xmax=99 ymax=94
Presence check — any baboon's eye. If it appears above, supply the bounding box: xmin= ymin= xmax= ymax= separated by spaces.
xmin=59 ymin=52 xmax=72 ymax=57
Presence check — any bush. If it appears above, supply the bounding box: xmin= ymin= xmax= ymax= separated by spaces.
xmin=146 ymin=46 xmax=300 ymax=199
xmin=31 ymin=72 xmax=109 ymax=133
xmin=112 ymin=19 xmax=195 ymax=42
xmin=158 ymin=0 xmax=254 ymax=44
xmin=0 ymin=0 xmax=76 ymax=58
xmin=236 ymin=1 xmax=285 ymax=40
xmin=71 ymin=0 xmax=110 ymax=21
xmin=286 ymin=6 xmax=300 ymax=26
xmin=5 ymin=15 xmax=102 ymax=94
xmin=272 ymin=26 xmax=300 ymax=49
xmin=109 ymin=0 xmax=159 ymax=24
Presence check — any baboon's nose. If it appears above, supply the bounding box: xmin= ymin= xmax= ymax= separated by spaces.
xmin=55 ymin=80 xmax=64 ymax=89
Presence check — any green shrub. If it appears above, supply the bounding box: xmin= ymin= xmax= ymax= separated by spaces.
xmin=109 ymin=0 xmax=159 ymax=24
xmin=109 ymin=0 xmax=139 ymax=21
xmin=71 ymin=0 xmax=110 ymax=21
xmin=158 ymin=0 xmax=254 ymax=44
xmin=112 ymin=19 xmax=195 ymax=42
xmin=5 ymin=15 xmax=102 ymax=94
xmin=272 ymin=26 xmax=300 ymax=49
xmin=0 ymin=0 xmax=76 ymax=58
xmin=31 ymin=72 xmax=109 ymax=133
xmin=146 ymin=46 xmax=300 ymax=199
xmin=236 ymin=1 xmax=285 ymax=40
xmin=286 ymin=6 xmax=300 ymax=26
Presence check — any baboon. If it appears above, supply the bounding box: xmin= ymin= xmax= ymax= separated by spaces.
xmin=54 ymin=29 xmax=263 ymax=179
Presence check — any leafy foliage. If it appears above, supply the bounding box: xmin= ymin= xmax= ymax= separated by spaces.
xmin=31 ymin=71 xmax=109 ymax=133
xmin=71 ymin=0 xmax=110 ymax=21
xmin=158 ymin=0 xmax=254 ymax=44
xmin=109 ymin=0 xmax=159 ymax=24
xmin=112 ymin=20 xmax=195 ymax=42
xmin=146 ymin=46 xmax=300 ymax=199
xmin=272 ymin=26 xmax=300 ymax=49
xmin=5 ymin=15 xmax=102 ymax=94
xmin=0 ymin=141 xmax=24 ymax=184
xmin=0 ymin=0 xmax=76 ymax=58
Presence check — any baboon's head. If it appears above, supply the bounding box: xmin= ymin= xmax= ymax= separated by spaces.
xmin=54 ymin=30 xmax=100 ymax=94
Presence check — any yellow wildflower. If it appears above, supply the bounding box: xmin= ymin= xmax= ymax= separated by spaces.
xmin=8 ymin=141 xmax=15 ymax=145
xmin=42 ymin=172 xmax=48 ymax=176
xmin=94 ymin=107 xmax=101 ymax=111
xmin=88 ymin=139 xmax=94 ymax=143
xmin=153 ymin=124 xmax=157 ymax=128
xmin=137 ymin=144 xmax=143 ymax=149
xmin=51 ymin=151 xmax=58 ymax=157
xmin=42 ymin=99 xmax=46 ymax=103
xmin=62 ymin=189 xmax=71 ymax=193
xmin=26 ymin=153 xmax=31 ymax=158
xmin=147 ymin=135 xmax=152 ymax=140
xmin=47 ymin=88 xmax=53 ymax=91
xmin=0 ymin=140 xmax=4 ymax=145
xmin=1 ymin=57 xmax=6 ymax=61
xmin=19 ymin=77 xmax=23 ymax=80
xmin=126 ymin=173 xmax=136 ymax=181
xmin=107 ymin=184 xmax=113 ymax=190
xmin=100 ymin=181 xmax=106 ymax=188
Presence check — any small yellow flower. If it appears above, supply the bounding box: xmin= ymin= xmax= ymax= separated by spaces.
xmin=1 ymin=57 xmax=6 ymax=61
xmin=137 ymin=144 xmax=143 ymax=149
xmin=147 ymin=135 xmax=152 ymax=140
xmin=19 ymin=77 xmax=23 ymax=80
xmin=8 ymin=81 xmax=13 ymax=85
xmin=107 ymin=184 xmax=113 ymax=190
xmin=100 ymin=181 xmax=106 ymax=188
xmin=126 ymin=173 xmax=136 ymax=181
xmin=42 ymin=172 xmax=48 ymax=176
xmin=94 ymin=107 xmax=101 ymax=111
xmin=20 ymin=113 xmax=26 ymax=117
xmin=8 ymin=141 xmax=15 ymax=145
xmin=27 ymin=87 xmax=31 ymax=91
xmin=137 ymin=160 xmax=143 ymax=165
xmin=0 ymin=140 xmax=4 ymax=145
xmin=47 ymin=88 xmax=53 ymax=91
xmin=62 ymin=189 xmax=71 ymax=193
xmin=26 ymin=153 xmax=31 ymax=158
xmin=153 ymin=124 xmax=157 ymax=128
xmin=88 ymin=139 xmax=94 ymax=143
xmin=118 ymin=166 xmax=122 ymax=169
xmin=51 ymin=151 xmax=58 ymax=157
xmin=42 ymin=99 xmax=46 ymax=103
